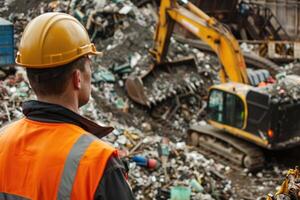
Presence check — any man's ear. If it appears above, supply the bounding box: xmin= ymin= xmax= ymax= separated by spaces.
xmin=72 ymin=69 xmax=81 ymax=90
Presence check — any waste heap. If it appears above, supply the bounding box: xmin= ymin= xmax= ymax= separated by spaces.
xmin=102 ymin=122 xmax=233 ymax=199
xmin=0 ymin=0 xmax=296 ymax=199
xmin=0 ymin=68 xmax=33 ymax=126
xmin=260 ymin=70 xmax=300 ymax=104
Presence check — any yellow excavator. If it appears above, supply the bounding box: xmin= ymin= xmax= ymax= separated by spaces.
xmin=125 ymin=0 xmax=300 ymax=171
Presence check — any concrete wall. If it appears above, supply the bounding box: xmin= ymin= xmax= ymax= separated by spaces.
xmin=252 ymin=0 xmax=300 ymax=39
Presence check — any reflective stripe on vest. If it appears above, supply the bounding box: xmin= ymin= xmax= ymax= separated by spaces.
xmin=57 ymin=134 xmax=96 ymax=200
xmin=0 ymin=193 xmax=29 ymax=200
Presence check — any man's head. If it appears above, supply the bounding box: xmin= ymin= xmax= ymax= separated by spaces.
xmin=16 ymin=12 xmax=101 ymax=110
xmin=26 ymin=56 xmax=92 ymax=107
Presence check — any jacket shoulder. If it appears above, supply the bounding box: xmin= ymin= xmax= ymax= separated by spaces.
xmin=80 ymin=133 xmax=117 ymax=162
xmin=0 ymin=118 xmax=24 ymax=135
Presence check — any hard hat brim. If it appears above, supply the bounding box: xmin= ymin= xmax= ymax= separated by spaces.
xmin=90 ymin=51 xmax=103 ymax=57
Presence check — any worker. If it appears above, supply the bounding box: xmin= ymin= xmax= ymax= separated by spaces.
xmin=0 ymin=12 xmax=135 ymax=200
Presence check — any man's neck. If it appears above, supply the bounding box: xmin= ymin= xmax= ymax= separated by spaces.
xmin=37 ymin=95 xmax=79 ymax=113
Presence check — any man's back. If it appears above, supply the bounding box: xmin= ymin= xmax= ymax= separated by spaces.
xmin=0 ymin=117 xmax=115 ymax=199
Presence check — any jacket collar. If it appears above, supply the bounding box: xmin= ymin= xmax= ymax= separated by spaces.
xmin=22 ymin=100 xmax=113 ymax=138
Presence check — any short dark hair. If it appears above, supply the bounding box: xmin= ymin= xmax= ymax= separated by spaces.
xmin=26 ymin=57 xmax=87 ymax=96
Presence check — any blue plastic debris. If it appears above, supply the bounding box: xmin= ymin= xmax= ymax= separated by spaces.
xmin=0 ymin=17 xmax=14 ymax=66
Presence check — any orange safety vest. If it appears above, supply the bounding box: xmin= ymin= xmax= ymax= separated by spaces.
xmin=0 ymin=118 xmax=116 ymax=200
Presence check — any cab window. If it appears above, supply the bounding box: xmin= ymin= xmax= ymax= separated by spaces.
xmin=208 ymin=89 xmax=224 ymax=123
xmin=208 ymin=89 xmax=245 ymax=128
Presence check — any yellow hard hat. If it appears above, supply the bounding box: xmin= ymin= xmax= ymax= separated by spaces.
xmin=16 ymin=12 xmax=102 ymax=68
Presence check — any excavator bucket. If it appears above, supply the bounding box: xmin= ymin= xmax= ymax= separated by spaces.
xmin=125 ymin=76 xmax=149 ymax=106
xmin=125 ymin=57 xmax=202 ymax=107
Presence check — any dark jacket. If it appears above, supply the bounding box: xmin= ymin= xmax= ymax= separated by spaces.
xmin=22 ymin=100 xmax=135 ymax=200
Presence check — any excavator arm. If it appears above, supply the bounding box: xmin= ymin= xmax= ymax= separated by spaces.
xmin=151 ymin=0 xmax=249 ymax=84
xmin=125 ymin=0 xmax=252 ymax=106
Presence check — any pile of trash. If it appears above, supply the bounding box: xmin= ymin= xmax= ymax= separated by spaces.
xmin=110 ymin=134 xmax=233 ymax=200
xmin=259 ymin=65 xmax=300 ymax=103
xmin=1 ymin=0 xmax=295 ymax=199
xmin=0 ymin=68 xmax=34 ymax=126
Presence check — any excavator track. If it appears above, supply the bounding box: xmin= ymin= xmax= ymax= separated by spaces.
xmin=188 ymin=124 xmax=265 ymax=172
xmin=190 ymin=143 xmax=242 ymax=172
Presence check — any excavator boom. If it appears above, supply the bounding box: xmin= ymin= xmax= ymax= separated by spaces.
xmin=152 ymin=0 xmax=249 ymax=84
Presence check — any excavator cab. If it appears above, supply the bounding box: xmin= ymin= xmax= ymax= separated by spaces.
xmin=208 ymin=88 xmax=245 ymax=129
xmin=189 ymin=80 xmax=300 ymax=171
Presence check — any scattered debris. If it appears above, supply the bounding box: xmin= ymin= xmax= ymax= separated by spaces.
xmin=0 ymin=67 xmax=34 ymax=126
xmin=267 ymin=167 xmax=300 ymax=200
xmin=1 ymin=0 xmax=299 ymax=199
